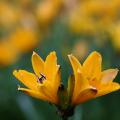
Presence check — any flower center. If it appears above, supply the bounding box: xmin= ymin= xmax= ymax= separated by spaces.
xmin=36 ymin=73 xmax=46 ymax=83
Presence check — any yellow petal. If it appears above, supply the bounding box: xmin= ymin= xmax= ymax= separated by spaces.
xmin=38 ymin=82 xmax=58 ymax=104
xmin=100 ymin=69 xmax=119 ymax=84
xmin=73 ymin=87 xmax=97 ymax=105
xmin=52 ymin=65 xmax=61 ymax=94
xmin=32 ymin=51 xmax=44 ymax=77
xmin=89 ymin=77 xmax=100 ymax=89
xmin=72 ymin=69 xmax=90 ymax=102
xmin=68 ymin=54 xmax=82 ymax=75
xmin=83 ymin=51 xmax=102 ymax=80
xmin=13 ymin=70 xmax=38 ymax=90
xmin=96 ymin=82 xmax=120 ymax=97
xmin=18 ymin=87 xmax=51 ymax=102
xmin=44 ymin=51 xmax=58 ymax=80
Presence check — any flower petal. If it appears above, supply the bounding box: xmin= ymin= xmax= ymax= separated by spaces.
xmin=96 ymin=82 xmax=120 ymax=97
xmin=72 ymin=69 xmax=90 ymax=103
xmin=32 ymin=51 xmax=44 ymax=77
xmin=18 ymin=87 xmax=51 ymax=102
xmin=13 ymin=70 xmax=38 ymax=90
xmin=73 ymin=87 xmax=97 ymax=105
xmin=83 ymin=51 xmax=102 ymax=80
xmin=68 ymin=54 xmax=82 ymax=75
xmin=100 ymin=69 xmax=119 ymax=84
xmin=44 ymin=51 xmax=58 ymax=80
xmin=52 ymin=65 xmax=61 ymax=94
xmin=38 ymin=82 xmax=58 ymax=104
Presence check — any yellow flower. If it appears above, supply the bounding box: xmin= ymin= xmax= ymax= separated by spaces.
xmin=13 ymin=51 xmax=119 ymax=119
xmin=36 ymin=0 xmax=63 ymax=26
xmin=72 ymin=40 xmax=89 ymax=60
xmin=68 ymin=51 xmax=120 ymax=105
xmin=13 ymin=51 xmax=60 ymax=104
xmin=0 ymin=40 xmax=18 ymax=66
xmin=9 ymin=28 xmax=38 ymax=53
xmin=110 ymin=23 xmax=120 ymax=51
xmin=0 ymin=1 xmax=19 ymax=28
xmin=68 ymin=0 xmax=120 ymax=35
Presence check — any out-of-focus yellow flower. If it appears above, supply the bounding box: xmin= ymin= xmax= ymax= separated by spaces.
xmin=68 ymin=51 xmax=120 ymax=105
xmin=69 ymin=16 xmax=97 ymax=34
xmin=0 ymin=40 xmax=18 ymax=66
xmin=13 ymin=51 xmax=60 ymax=104
xmin=19 ymin=0 xmax=33 ymax=8
xmin=36 ymin=0 xmax=63 ymax=26
xmin=9 ymin=28 xmax=38 ymax=53
xmin=0 ymin=2 xmax=19 ymax=27
xmin=110 ymin=23 xmax=120 ymax=51
xmin=0 ymin=27 xmax=38 ymax=66
xmin=68 ymin=0 xmax=120 ymax=35
xmin=72 ymin=40 xmax=89 ymax=60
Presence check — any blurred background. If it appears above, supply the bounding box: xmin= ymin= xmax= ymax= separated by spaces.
xmin=0 ymin=0 xmax=120 ymax=120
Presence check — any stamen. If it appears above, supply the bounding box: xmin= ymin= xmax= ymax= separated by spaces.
xmin=36 ymin=73 xmax=46 ymax=83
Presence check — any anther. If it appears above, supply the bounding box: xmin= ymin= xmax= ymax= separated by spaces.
xmin=36 ymin=73 xmax=46 ymax=83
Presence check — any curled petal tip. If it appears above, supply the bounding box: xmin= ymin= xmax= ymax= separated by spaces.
xmin=57 ymin=65 xmax=60 ymax=69
xmin=90 ymin=86 xmax=97 ymax=91
xmin=57 ymin=64 xmax=60 ymax=67
xmin=114 ymin=68 xmax=119 ymax=75
xmin=88 ymin=86 xmax=98 ymax=95
xmin=90 ymin=51 xmax=101 ymax=58
xmin=68 ymin=54 xmax=73 ymax=58
xmin=87 ymin=86 xmax=97 ymax=93
xmin=50 ymin=51 xmax=56 ymax=55
xmin=13 ymin=70 xmax=21 ymax=77
xmin=92 ymin=51 xmax=100 ymax=54
xmin=115 ymin=68 xmax=119 ymax=72
xmin=18 ymin=85 xmax=21 ymax=90
xmin=32 ymin=51 xmax=37 ymax=55
xmin=13 ymin=70 xmax=17 ymax=75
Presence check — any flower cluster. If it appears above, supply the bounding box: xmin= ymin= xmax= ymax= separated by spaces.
xmin=68 ymin=0 xmax=120 ymax=51
xmin=68 ymin=0 xmax=120 ymax=34
xmin=13 ymin=51 xmax=120 ymax=119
